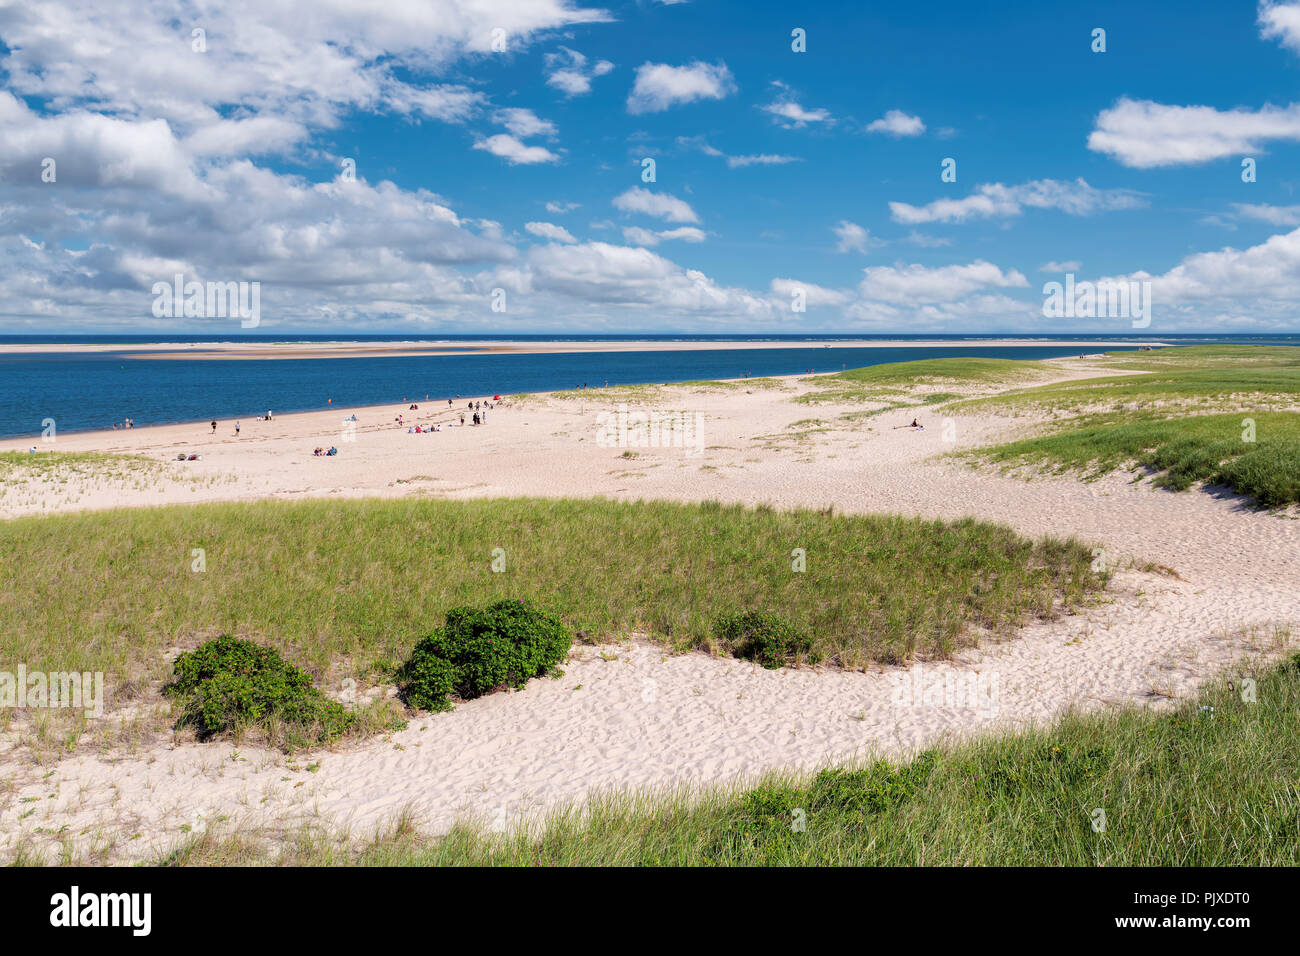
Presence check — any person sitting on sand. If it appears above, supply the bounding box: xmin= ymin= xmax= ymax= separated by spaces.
xmin=313 ymin=447 xmax=323 ymax=456
xmin=911 ymin=419 xmax=920 ymax=428
xmin=327 ymin=446 xmax=337 ymax=456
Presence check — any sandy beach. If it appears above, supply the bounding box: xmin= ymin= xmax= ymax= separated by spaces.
xmin=1 ymin=356 xmax=1295 ymax=863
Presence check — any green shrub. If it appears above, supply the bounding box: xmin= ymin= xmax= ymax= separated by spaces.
xmin=400 ymin=599 xmax=571 ymax=712
xmin=739 ymin=785 xmax=803 ymax=830
xmin=165 ymin=636 xmax=355 ymax=745
xmin=714 ymin=611 xmax=817 ymax=668
xmin=399 ymin=652 xmax=458 ymax=714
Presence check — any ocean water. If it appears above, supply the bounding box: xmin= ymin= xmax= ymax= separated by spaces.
xmin=1 ymin=334 xmax=1296 ymax=438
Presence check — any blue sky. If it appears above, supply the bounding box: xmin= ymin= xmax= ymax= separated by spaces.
xmin=2 ymin=0 xmax=1300 ymax=333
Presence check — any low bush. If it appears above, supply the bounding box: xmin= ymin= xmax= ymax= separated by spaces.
xmin=400 ymin=599 xmax=571 ymax=712
xmin=714 ymin=610 xmax=817 ymax=668
xmin=165 ymin=636 xmax=355 ymax=746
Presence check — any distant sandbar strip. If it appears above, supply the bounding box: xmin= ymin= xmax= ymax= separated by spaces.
xmin=1 ymin=339 xmax=1170 ymax=361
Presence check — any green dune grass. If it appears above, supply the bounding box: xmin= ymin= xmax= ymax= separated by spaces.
xmin=952 ymin=367 xmax=1300 ymax=417
xmin=973 ymin=412 xmax=1300 ymax=507
xmin=0 ymin=450 xmax=160 ymax=481
xmin=0 ymin=497 xmax=1104 ymax=706
xmin=959 ymin=347 xmax=1300 ymax=506
xmin=545 ymin=377 xmax=787 ymax=403
xmin=797 ymin=357 xmax=1047 ymax=404
xmin=951 ymin=347 xmax=1300 ymax=416
xmin=1102 ymin=344 xmax=1300 ymax=371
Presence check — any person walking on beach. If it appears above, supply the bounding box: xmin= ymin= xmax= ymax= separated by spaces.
xmin=235 ymin=421 xmax=241 ymax=436
xmin=211 ymin=420 xmax=217 ymax=434
xmin=460 ymin=412 xmax=465 ymax=426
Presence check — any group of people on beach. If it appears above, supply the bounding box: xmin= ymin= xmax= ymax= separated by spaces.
xmin=403 ymin=396 xmax=501 ymax=431
xmin=149 ymin=395 xmax=507 ymax=460
xmin=111 ymin=418 xmax=134 ymax=430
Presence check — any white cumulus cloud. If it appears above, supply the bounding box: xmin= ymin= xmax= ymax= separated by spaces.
xmin=833 ymin=221 xmax=874 ymax=254
xmin=474 ymin=134 xmax=561 ymax=165
xmin=1260 ymin=2 xmax=1300 ymax=52
xmin=858 ymin=261 xmax=1029 ymax=304
xmin=627 ymin=61 xmax=736 ymax=114
xmin=1231 ymin=203 xmax=1300 ymax=226
xmin=761 ymin=95 xmax=833 ymax=129
xmin=889 ymin=179 xmax=1145 ymax=224
xmin=865 ymin=110 xmax=925 ymax=137
xmin=526 ymin=221 xmax=578 ymax=243
xmin=545 ymin=47 xmax=614 ymax=96
xmin=493 ymin=108 xmax=557 ymax=139
xmin=612 ymin=187 xmax=700 ymax=223
xmin=622 ymin=226 xmax=706 ymax=246
xmin=1088 ymin=97 xmax=1300 ymax=168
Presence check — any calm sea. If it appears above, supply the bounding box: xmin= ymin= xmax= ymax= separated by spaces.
xmin=1 ymin=333 xmax=1296 ymax=438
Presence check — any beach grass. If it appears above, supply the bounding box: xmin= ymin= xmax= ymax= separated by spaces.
xmin=1101 ymin=344 xmax=1300 ymax=371
xmin=797 ymin=357 xmax=1047 ymax=405
xmin=548 ymin=384 xmax=667 ymax=403
xmin=676 ymin=377 xmax=789 ymax=391
xmin=971 ymin=412 xmax=1300 ymax=507
xmin=950 ymin=348 xmax=1300 ymax=417
xmin=0 ymin=450 xmax=233 ymax=515
xmin=0 ymin=450 xmax=161 ymax=481
xmin=150 ymin=638 xmax=1297 ymax=866
xmin=546 ymin=377 xmax=788 ymax=403
xmin=0 ymin=497 xmax=1105 ymax=725
xmin=956 ymin=347 xmax=1300 ymax=506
